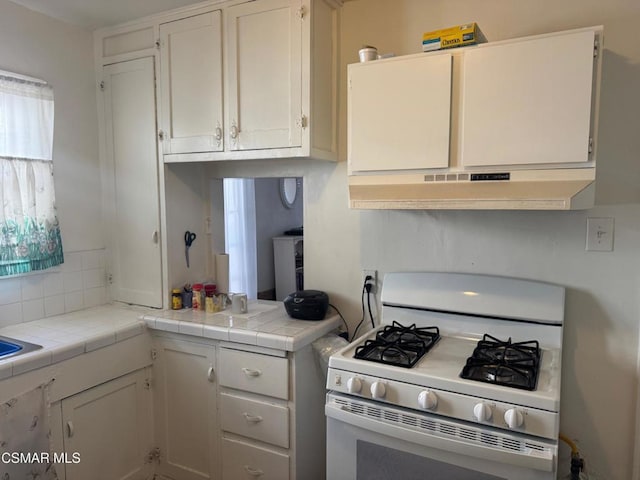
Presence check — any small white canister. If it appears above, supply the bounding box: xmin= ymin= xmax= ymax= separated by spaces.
xmin=358 ymin=45 xmax=379 ymax=62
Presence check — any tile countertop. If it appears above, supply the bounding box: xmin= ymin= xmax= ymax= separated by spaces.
xmin=0 ymin=304 xmax=149 ymax=381
xmin=143 ymin=300 xmax=342 ymax=351
xmin=0 ymin=301 xmax=342 ymax=382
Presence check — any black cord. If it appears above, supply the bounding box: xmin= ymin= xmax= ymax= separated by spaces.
xmin=352 ymin=283 xmax=367 ymax=340
xmin=328 ymin=303 xmax=349 ymax=339
xmin=366 ymin=290 xmax=375 ymax=328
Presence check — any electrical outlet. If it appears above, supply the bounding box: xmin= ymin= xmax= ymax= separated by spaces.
xmin=362 ymin=269 xmax=377 ymax=293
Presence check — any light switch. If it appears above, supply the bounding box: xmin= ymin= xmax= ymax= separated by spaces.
xmin=586 ymin=217 xmax=614 ymax=251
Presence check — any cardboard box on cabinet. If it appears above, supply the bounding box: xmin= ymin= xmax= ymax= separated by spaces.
xmin=422 ymin=22 xmax=486 ymax=52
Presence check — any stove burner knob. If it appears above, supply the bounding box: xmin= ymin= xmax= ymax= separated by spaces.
xmin=504 ymin=408 xmax=524 ymax=429
xmin=473 ymin=403 xmax=493 ymax=422
xmin=370 ymin=381 xmax=386 ymax=399
xmin=346 ymin=377 xmax=362 ymax=394
xmin=418 ymin=390 xmax=438 ymax=410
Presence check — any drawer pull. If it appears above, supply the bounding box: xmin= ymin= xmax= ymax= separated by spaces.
xmin=243 ymin=413 xmax=263 ymax=423
xmin=244 ymin=465 xmax=264 ymax=477
xmin=242 ymin=367 xmax=262 ymax=377
xmin=207 ymin=366 xmax=215 ymax=382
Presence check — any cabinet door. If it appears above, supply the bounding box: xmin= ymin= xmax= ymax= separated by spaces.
xmin=460 ymin=30 xmax=596 ymax=167
xmin=154 ymin=337 xmax=217 ymax=480
xmin=102 ymin=57 xmax=163 ymax=308
xmin=160 ymin=11 xmax=224 ymax=154
xmin=226 ymin=0 xmax=303 ymax=151
xmin=348 ymin=54 xmax=452 ymax=173
xmin=61 ymin=370 xmax=152 ymax=480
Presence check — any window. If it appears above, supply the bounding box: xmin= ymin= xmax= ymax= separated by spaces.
xmin=0 ymin=70 xmax=63 ymax=276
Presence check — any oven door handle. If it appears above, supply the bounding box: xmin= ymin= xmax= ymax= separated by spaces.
xmin=325 ymin=401 xmax=555 ymax=473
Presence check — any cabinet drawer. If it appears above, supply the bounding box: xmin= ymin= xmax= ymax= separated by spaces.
xmin=220 ymin=393 xmax=289 ymax=448
xmin=222 ymin=437 xmax=289 ymax=480
xmin=219 ymin=348 xmax=288 ymax=399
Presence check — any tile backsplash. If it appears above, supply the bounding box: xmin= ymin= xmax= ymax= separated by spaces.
xmin=0 ymin=249 xmax=108 ymax=328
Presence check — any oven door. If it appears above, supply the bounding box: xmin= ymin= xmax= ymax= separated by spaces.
xmin=326 ymin=393 xmax=556 ymax=480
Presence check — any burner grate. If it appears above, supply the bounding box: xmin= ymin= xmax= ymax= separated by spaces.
xmin=354 ymin=321 xmax=440 ymax=368
xmin=460 ymin=334 xmax=541 ymax=390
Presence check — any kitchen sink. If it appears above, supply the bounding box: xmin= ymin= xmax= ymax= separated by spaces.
xmin=0 ymin=335 xmax=42 ymax=360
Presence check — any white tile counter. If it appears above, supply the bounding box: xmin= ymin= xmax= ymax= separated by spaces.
xmin=0 ymin=304 xmax=148 ymax=381
xmin=0 ymin=300 xmax=341 ymax=382
xmin=143 ymin=300 xmax=342 ymax=351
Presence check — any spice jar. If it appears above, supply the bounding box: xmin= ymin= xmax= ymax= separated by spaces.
xmin=171 ymin=289 xmax=183 ymax=310
xmin=204 ymin=284 xmax=217 ymax=313
xmin=192 ymin=283 xmax=203 ymax=310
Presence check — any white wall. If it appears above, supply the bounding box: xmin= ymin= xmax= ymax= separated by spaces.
xmin=0 ymin=0 xmax=105 ymax=326
xmin=0 ymin=0 xmax=102 ymax=252
xmin=305 ymin=1 xmax=640 ymax=478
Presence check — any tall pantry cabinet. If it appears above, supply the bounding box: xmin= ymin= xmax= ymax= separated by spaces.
xmin=100 ymin=57 xmax=163 ymax=308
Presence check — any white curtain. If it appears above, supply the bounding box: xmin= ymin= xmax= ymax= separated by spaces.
xmin=0 ymin=71 xmax=63 ymax=276
xmin=223 ymin=178 xmax=257 ymax=299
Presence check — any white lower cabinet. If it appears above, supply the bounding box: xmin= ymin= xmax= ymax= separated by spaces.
xmin=219 ymin=347 xmax=291 ymax=480
xmin=60 ymin=369 xmax=153 ymax=480
xmin=152 ymin=336 xmax=218 ymax=480
xmin=151 ymin=333 xmax=328 ymax=480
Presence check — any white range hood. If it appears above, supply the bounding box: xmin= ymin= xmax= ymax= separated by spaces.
xmin=348 ymin=168 xmax=595 ymax=210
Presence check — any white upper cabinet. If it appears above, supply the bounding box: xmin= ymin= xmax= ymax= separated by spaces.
xmin=348 ymin=54 xmax=452 ymax=173
xmin=156 ymin=0 xmax=339 ymax=162
xmin=159 ymin=11 xmax=224 ymax=154
xmin=348 ymin=27 xmax=600 ymax=174
xmin=460 ymin=29 xmax=597 ymax=168
xmin=97 ymin=0 xmax=340 ymax=163
xmin=226 ymin=0 xmax=303 ymax=152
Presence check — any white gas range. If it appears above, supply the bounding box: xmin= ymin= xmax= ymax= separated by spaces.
xmin=326 ymin=272 xmax=565 ymax=480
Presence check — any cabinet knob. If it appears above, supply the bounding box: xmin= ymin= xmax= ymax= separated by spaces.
xmin=158 ymin=130 xmax=165 ymax=141
xmin=207 ymin=366 xmax=215 ymax=383
xmin=230 ymin=123 xmax=239 ymax=140
xmin=152 ymin=230 xmax=159 ymax=244
xmin=215 ymin=126 xmax=222 ymax=142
